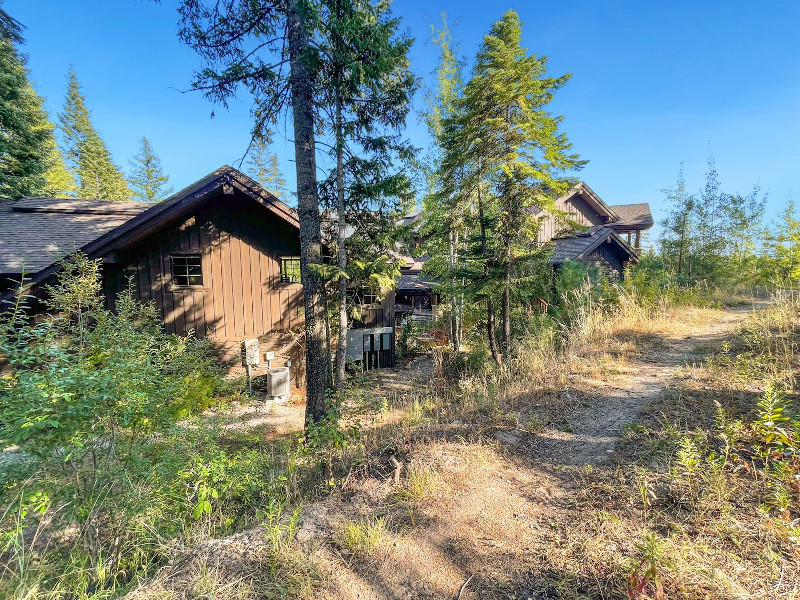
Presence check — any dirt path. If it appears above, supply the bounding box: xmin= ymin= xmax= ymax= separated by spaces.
xmin=129 ymin=303 xmax=771 ymax=600
xmin=523 ymin=302 xmax=764 ymax=467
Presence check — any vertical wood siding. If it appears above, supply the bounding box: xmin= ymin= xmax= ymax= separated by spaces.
xmin=103 ymin=191 xmax=304 ymax=345
xmin=537 ymin=193 xmax=605 ymax=244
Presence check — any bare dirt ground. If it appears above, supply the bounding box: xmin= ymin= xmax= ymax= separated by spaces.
xmin=519 ymin=301 xmax=769 ymax=467
xmin=305 ymin=304 xmax=767 ymax=599
xmin=132 ymin=302 xmax=771 ymax=600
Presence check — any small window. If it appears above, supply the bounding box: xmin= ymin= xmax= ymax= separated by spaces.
xmin=172 ymin=254 xmax=203 ymax=287
xmin=280 ymin=256 xmax=302 ymax=284
xmin=361 ymin=284 xmax=379 ymax=305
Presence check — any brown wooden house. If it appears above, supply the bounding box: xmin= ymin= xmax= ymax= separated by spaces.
xmin=542 ymin=182 xmax=653 ymax=278
xmin=391 ymin=183 xmax=654 ymax=309
xmin=0 ymin=166 xmax=306 ymax=379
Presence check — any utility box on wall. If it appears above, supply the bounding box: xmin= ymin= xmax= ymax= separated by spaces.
xmin=346 ymin=326 xmax=394 ymax=370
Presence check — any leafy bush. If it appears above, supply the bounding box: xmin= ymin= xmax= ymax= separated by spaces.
xmin=0 ymin=253 xmax=221 ymax=592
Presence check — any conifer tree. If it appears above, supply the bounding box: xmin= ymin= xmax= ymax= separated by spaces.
xmin=0 ymin=39 xmax=52 ymax=198
xmin=129 ymin=136 xmax=173 ymax=202
xmin=245 ymin=134 xmax=287 ymax=199
xmin=179 ymin=0 xmax=330 ymax=424
xmin=420 ymin=16 xmax=466 ymax=353
xmin=0 ymin=0 xmax=22 ymax=44
xmin=315 ymin=0 xmax=416 ymax=392
xmin=58 ymin=70 xmax=130 ymax=201
xmin=470 ymin=11 xmax=585 ymax=353
xmin=42 ymin=136 xmax=77 ymax=197
xmin=434 ymin=11 xmax=584 ymax=362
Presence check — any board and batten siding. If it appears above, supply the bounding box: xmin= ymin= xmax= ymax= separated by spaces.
xmin=102 ymin=192 xmax=303 ymax=347
xmin=537 ymin=194 xmax=604 ymax=244
xmin=583 ymin=241 xmax=627 ymax=278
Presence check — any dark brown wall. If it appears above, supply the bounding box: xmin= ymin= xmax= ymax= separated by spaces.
xmin=538 ymin=193 xmax=604 ymax=243
xmin=583 ymin=241 xmax=626 ymax=278
xmin=357 ymin=290 xmax=395 ymax=328
xmin=102 ymin=191 xmax=304 ymax=345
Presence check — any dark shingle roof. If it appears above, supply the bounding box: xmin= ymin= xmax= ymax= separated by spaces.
xmin=607 ymin=203 xmax=654 ymax=229
xmin=549 ymin=228 xmax=613 ymax=264
xmin=397 ymin=272 xmax=436 ymax=292
xmin=0 ymin=198 xmax=150 ymax=274
xmin=12 ymin=197 xmax=151 ymax=216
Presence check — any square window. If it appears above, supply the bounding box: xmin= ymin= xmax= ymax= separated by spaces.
xmin=172 ymin=254 xmax=203 ymax=287
xmin=362 ymin=284 xmax=379 ymax=305
xmin=280 ymin=256 xmax=302 ymax=284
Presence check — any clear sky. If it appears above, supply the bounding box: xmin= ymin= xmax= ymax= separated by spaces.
xmin=7 ymin=0 xmax=800 ymax=239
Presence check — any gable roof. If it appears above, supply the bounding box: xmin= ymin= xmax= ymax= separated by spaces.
xmin=549 ymin=227 xmax=638 ymax=265
xmin=1 ymin=165 xmax=299 ymax=293
xmin=558 ymin=182 xmax=620 ymax=221
xmin=607 ymin=203 xmax=654 ymax=229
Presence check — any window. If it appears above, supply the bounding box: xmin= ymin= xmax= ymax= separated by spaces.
xmin=171 ymin=254 xmax=203 ymax=287
xmin=361 ymin=284 xmax=379 ymax=305
xmin=280 ymin=256 xmax=302 ymax=284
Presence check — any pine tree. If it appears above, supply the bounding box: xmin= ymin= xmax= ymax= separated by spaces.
xmin=421 ymin=16 xmax=466 ymax=354
xmin=0 ymin=1 xmax=22 ymax=44
xmin=315 ymin=0 xmax=416 ymax=392
xmin=245 ymin=134 xmax=287 ymax=199
xmin=129 ymin=136 xmax=173 ymax=202
xmin=473 ymin=11 xmax=585 ymax=352
xmin=179 ymin=0 xmax=330 ymax=424
xmin=0 ymin=39 xmax=52 ymax=198
xmin=58 ymin=70 xmax=130 ymax=201
xmin=436 ymin=10 xmax=585 ymax=362
xmin=42 ymin=136 xmax=77 ymax=197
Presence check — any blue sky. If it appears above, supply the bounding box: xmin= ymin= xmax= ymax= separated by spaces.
xmin=8 ymin=0 xmax=800 ymax=240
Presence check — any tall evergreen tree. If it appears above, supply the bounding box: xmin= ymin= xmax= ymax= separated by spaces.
xmin=42 ymin=135 xmax=77 ymax=197
xmin=0 ymin=0 xmax=22 ymax=44
xmin=315 ymin=0 xmax=416 ymax=392
xmin=179 ymin=0 xmax=330 ymax=425
xmin=58 ymin=70 xmax=130 ymax=201
xmin=434 ymin=11 xmax=584 ymax=362
xmin=420 ymin=16 xmax=466 ymax=353
xmin=129 ymin=136 xmax=173 ymax=202
xmin=245 ymin=134 xmax=287 ymax=199
xmin=0 ymin=39 xmax=52 ymax=198
xmin=470 ymin=11 xmax=585 ymax=353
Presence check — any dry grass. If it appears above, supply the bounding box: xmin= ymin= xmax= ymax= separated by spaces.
xmin=113 ymin=292 xmax=799 ymax=600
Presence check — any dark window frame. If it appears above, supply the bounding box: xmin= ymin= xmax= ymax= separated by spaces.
xmin=170 ymin=254 xmax=204 ymax=287
xmin=280 ymin=256 xmax=302 ymax=284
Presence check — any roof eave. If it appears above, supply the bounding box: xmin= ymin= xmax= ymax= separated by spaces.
xmin=2 ymin=165 xmax=301 ymax=300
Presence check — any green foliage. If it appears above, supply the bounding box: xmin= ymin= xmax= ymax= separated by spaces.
xmin=42 ymin=135 xmax=77 ymax=197
xmin=762 ymin=198 xmax=800 ymax=286
xmin=128 ymin=136 xmax=173 ymax=202
xmin=246 ymin=132 xmax=288 ymax=200
xmin=336 ymin=516 xmax=387 ymax=558
xmin=58 ymin=70 xmax=131 ymax=201
xmin=423 ymin=10 xmax=585 ymax=361
xmin=0 ymin=38 xmax=53 ymax=199
xmin=556 ymin=260 xmax=588 ymax=299
xmin=755 ymin=384 xmax=796 ymax=448
xmin=660 ymin=158 xmax=767 ymax=288
xmin=0 ymin=253 xmax=219 ymax=591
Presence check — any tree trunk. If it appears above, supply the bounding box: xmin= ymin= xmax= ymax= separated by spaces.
xmin=448 ymin=225 xmax=461 ymax=353
xmin=334 ymin=94 xmax=348 ymax=393
xmin=487 ymin=296 xmax=500 ymax=366
xmin=502 ymin=251 xmax=511 ymax=353
xmin=287 ymin=0 xmax=330 ymax=426
xmin=477 ymin=181 xmax=501 ymax=367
